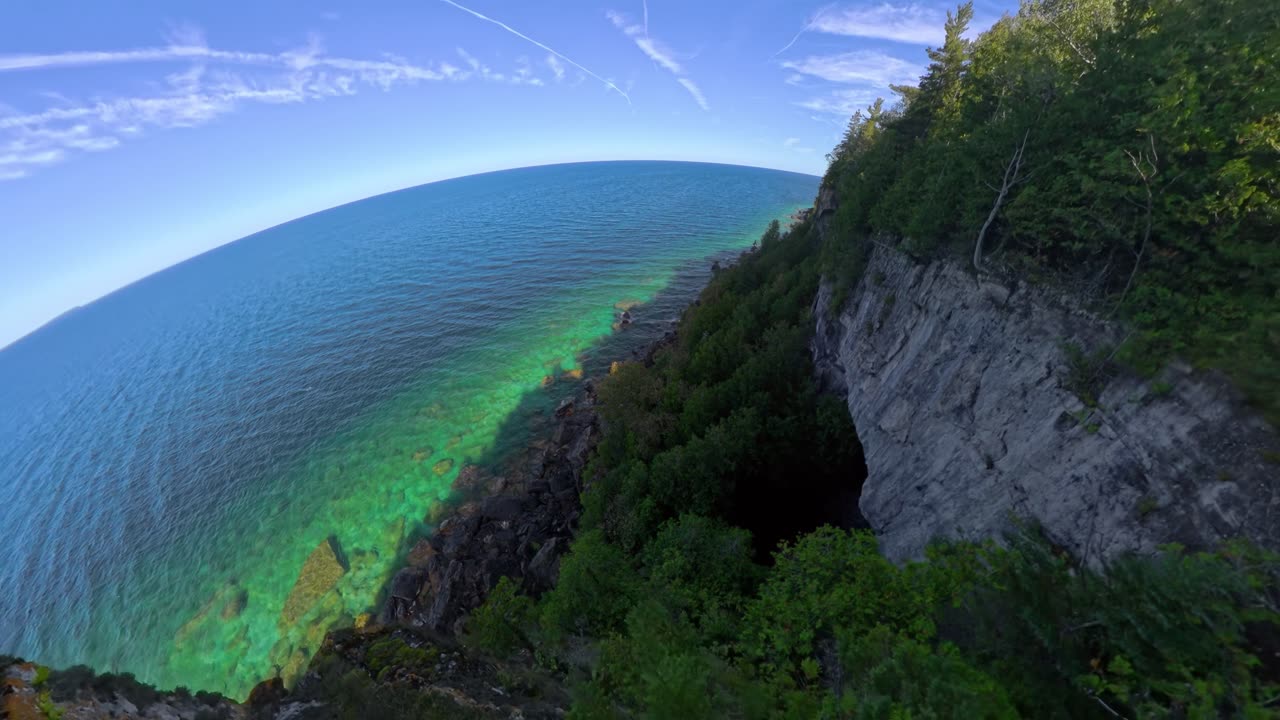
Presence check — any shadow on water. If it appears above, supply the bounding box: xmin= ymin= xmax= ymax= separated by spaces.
xmin=375 ymin=247 xmax=748 ymax=587
xmin=376 ymin=239 xmax=869 ymax=602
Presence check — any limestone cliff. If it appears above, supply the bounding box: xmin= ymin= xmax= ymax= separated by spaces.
xmin=811 ymin=211 xmax=1279 ymax=565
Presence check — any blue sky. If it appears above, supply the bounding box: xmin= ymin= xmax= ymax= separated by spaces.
xmin=0 ymin=0 xmax=1013 ymax=348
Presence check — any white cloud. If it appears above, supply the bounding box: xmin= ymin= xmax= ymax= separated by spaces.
xmin=0 ymin=31 xmax=550 ymax=179
xmin=439 ymin=0 xmax=629 ymax=103
xmin=809 ymin=3 xmax=946 ymax=45
xmin=798 ymin=88 xmax=883 ymax=115
xmin=784 ymin=137 xmax=816 ymax=153
xmin=607 ymin=11 xmax=682 ymax=74
xmin=781 ymin=49 xmax=919 ymax=118
xmin=782 ymin=50 xmax=922 ymax=87
xmin=545 ymin=54 xmax=565 ymax=82
xmin=676 ymin=78 xmax=709 ymax=111
xmin=607 ymin=9 xmax=708 ymax=111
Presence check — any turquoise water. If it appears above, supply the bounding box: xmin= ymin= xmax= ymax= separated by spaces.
xmin=0 ymin=161 xmax=817 ymax=698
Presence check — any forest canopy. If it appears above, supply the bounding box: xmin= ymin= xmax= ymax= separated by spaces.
xmin=462 ymin=1 xmax=1280 ymax=717
xmin=821 ymin=0 xmax=1278 ymax=421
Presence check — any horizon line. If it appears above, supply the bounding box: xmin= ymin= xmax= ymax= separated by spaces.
xmin=2 ymin=158 xmax=820 ymax=352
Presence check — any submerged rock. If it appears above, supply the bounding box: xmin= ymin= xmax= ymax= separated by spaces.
xmin=175 ymin=580 xmax=247 ymax=646
xmin=433 ymin=458 xmax=455 ymax=476
xmin=280 ymin=537 xmax=347 ymax=628
xmin=221 ymin=588 xmax=248 ymax=620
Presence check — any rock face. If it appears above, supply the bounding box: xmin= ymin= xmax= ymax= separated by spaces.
xmin=280 ymin=537 xmax=347 ymax=628
xmin=381 ymin=385 xmax=599 ymax=633
xmin=812 ymin=245 xmax=1280 ymax=565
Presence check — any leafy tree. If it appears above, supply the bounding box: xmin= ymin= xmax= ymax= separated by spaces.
xmin=465 ymin=576 xmax=536 ymax=657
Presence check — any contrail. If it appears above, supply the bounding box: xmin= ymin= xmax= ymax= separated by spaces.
xmin=642 ymin=0 xmax=649 ymax=37
xmin=438 ymin=0 xmax=630 ymax=104
xmin=772 ymin=23 xmax=809 ymax=58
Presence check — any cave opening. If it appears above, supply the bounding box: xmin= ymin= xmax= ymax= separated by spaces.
xmin=728 ymin=397 xmax=870 ymax=562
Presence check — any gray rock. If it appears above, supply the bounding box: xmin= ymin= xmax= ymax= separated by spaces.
xmin=376 ymin=383 xmax=603 ymax=633
xmin=813 ymin=245 xmax=1280 ymax=565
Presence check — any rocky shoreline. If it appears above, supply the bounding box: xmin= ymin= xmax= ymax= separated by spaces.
xmin=1 ymin=309 xmax=680 ymax=719
xmin=380 ymin=379 xmax=599 ymax=636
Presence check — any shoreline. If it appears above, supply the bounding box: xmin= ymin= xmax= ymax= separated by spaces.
xmin=0 ymin=242 xmax=752 ymax=717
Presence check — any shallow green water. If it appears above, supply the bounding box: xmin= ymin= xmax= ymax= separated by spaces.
xmin=0 ymin=161 xmax=817 ymax=697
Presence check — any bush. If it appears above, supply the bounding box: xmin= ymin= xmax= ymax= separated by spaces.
xmin=466 ymin=576 xmax=536 ymax=658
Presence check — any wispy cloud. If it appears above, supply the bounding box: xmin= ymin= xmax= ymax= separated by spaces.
xmin=782 ymin=50 xmax=922 ymax=87
xmin=0 ymin=31 xmax=546 ymax=180
xmin=545 ymin=54 xmax=565 ymax=82
xmin=797 ymin=88 xmax=882 ymax=115
xmin=607 ymin=8 xmax=708 ymax=111
xmin=783 ymin=137 xmax=815 ymax=153
xmin=607 ymin=10 xmax=682 ymax=74
xmin=439 ymin=0 xmax=630 ymax=103
xmin=777 ymin=2 xmax=996 ymax=54
xmin=676 ymin=78 xmax=710 ymax=111
xmin=810 ymin=3 xmax=946 ymax=45
xmin=780 ymin=47 xmax=920 ymax=117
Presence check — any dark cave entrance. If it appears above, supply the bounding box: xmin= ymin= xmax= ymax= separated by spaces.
xmin=728 ymin=396 xmax=870 ymax=562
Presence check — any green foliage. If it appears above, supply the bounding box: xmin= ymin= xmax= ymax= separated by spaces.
xmin=364 ymin=635 xmax=439 ymax=681
xmin=300 ymin=661 xmax=488 ymax=720
xmin=582 ymin=216 xmax=865 ymax=558
xmin=583 ymin=601 xmax=723 ymax=719
xmin=36 ymin=690 xmax=64 ymax=720
xmin=539 ymin=529 xmax=642 ymax=637
xmin=959 ymin=533 xmax=1280 ymax=717
xmin=466 ymin=576 xmax=536 ymax=658
xmin=527 ymin=93 xmax=1280 ymax=715
xmin=827 ymin=627 xmax=1018 ymax=719
xmin=742 ymin=528 xmax=973 ymax=675
xmin=641 ymin=514 xmax=763 ymax=642
xmin=821 ymin=0 xmax=1280 ymax=423
xmin=1061 ymin=342 xmax=1116 ymax=408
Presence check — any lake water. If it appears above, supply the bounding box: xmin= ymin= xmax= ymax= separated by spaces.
xmin=0 ymin=160 xmax=817 ymax=697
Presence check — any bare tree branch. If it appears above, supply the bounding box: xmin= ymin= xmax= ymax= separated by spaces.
xmin=1114 ymin=136 xmax=1158 ymax=313
xmin=974 ymin=128 xmax=1031 ymax=271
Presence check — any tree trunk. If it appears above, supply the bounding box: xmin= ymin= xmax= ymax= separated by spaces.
xmin=974 ymin=129 xmax=1030 ymax=271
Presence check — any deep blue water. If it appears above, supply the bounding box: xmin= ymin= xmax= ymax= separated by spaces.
xmin=0 ymin=160 xmax=816 ymax=696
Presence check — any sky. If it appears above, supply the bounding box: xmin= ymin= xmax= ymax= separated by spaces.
xmin=0 ymin=0 xmax=1014 ymax=348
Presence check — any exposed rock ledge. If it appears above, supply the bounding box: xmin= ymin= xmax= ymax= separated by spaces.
xmin=381 ymin=383 xmax=600 ymax=634
xmin=812 ymin=246 xmax=1279 ymax=565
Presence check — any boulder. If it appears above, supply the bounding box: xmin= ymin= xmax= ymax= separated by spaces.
xmin=526 ymin=537 xmax=565 ymax=589
xmin=554 ymin=397 xmax=575 ymax=418
xmin=280 ymin=537 xmax=347 ymax=628
xmin=246 ymin=677 xmax=286 ymax=712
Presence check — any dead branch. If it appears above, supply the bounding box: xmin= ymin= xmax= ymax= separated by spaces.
xmin=974 ymin=128 xmax=1031 ymax=272
xmin=1114 ymin=136 xmax=1158 ymax=313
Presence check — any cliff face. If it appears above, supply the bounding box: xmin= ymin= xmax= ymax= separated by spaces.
xmin=812 ymin=235 xmax=1279 ymax=565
